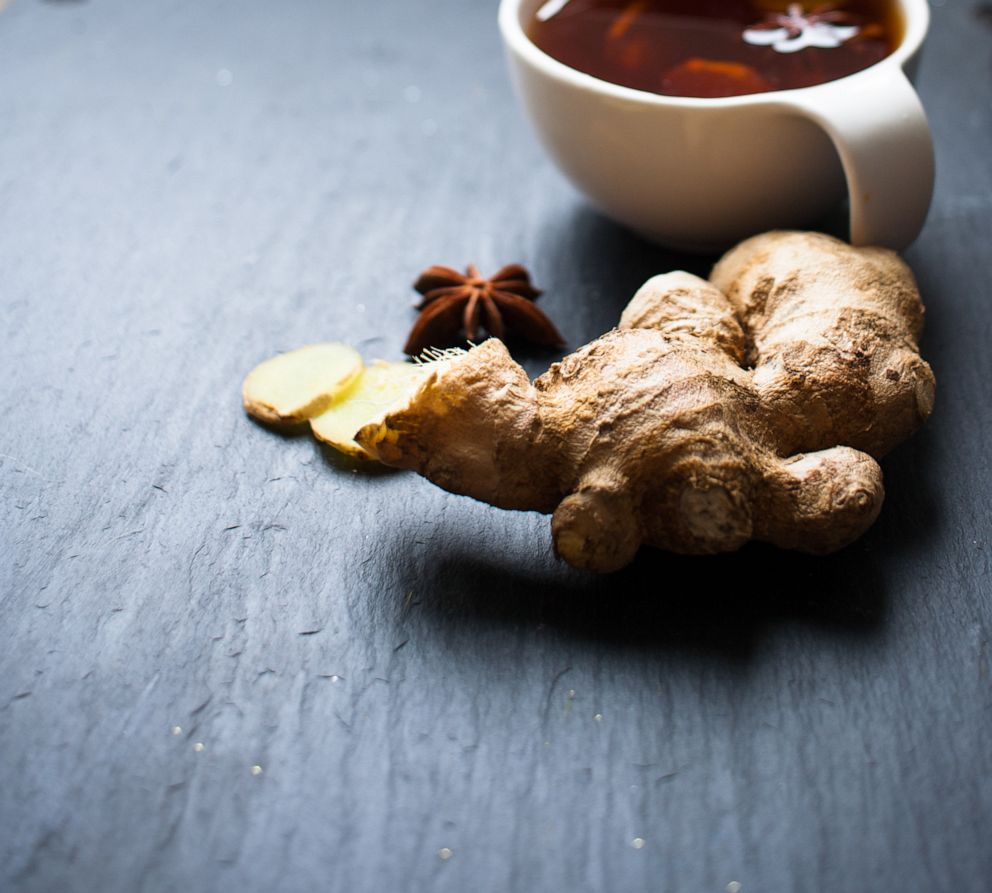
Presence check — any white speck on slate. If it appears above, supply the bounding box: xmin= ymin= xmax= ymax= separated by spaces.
xmin=216 ymin=69 xmax=233 ymax=87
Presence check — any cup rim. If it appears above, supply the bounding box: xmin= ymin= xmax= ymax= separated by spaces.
xmin=498 ymin=0 xmax=930 ymax=108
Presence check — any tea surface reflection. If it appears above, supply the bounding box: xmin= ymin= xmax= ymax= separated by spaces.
xmin=529 ymin=0 xmax=901 ymax=97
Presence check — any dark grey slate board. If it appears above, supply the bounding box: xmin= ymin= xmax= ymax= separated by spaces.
xmin=1 ymin=0 xmax=990 ymax=891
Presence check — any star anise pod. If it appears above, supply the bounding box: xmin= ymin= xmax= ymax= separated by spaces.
xmin=403 ymin=263 xmax=565 ymax=356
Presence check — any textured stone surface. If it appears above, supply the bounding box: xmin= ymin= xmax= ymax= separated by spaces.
xmin=1 ymin=1 xmax=990 ymax=891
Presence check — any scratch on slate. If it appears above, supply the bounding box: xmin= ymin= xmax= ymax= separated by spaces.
xmin=0 ymin=453 xmax=50 ymax=480
xmin=152 ymin=484 xmax=168 ymax=493
xmin=393 ymin=638 xmax=409 ymax=653
xmin=187 ymin=542 xmax=208 ymax=595
xmin=298 ymin=628 xmax=323 ymax=636
xmin=120 ymin=672 xmax=161 ymax=736
xmin=542 ymin=665 xmax=573 ymax=728
xmin=3 ymin=691 xmax=32 ymax=709
xmin=190 ymin=694 xmax=213 ymax=716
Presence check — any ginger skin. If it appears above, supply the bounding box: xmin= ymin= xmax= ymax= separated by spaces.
xmin=356 ymin=232 xmax=935 ymax=572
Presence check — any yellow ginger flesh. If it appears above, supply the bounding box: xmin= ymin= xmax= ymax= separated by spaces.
xmin=242 ymin=342 xmax=362 ymax=426
xmin=311 ymin=362 xmax=427 ymax=458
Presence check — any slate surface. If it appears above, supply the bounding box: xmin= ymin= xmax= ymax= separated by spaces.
xmin=1 ymin=1 xmax=990 ymax=891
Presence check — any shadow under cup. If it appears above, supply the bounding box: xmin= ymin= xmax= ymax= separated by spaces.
xmin=499 ymin=0 xmax=934 ymax=252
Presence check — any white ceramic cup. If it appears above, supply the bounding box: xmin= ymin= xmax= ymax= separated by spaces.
xmin=498 ymin=0 xmax=934 ymax=252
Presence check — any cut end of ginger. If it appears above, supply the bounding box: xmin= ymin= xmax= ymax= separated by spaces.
xmin=242 ymin=342 xmax=363 ymax=426
xmin=310 ymin=361 xmax=427 ymax=458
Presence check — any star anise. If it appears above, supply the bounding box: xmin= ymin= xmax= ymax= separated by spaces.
xmin=403 ymin=263 xmax=565 ymax=356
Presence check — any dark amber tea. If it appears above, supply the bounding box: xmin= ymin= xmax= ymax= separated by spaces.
xmin=528 ymin=0 xmax=902 ymax=98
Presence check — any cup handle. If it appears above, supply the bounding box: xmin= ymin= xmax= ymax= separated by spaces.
xmin=774 ymin=64 xmax=934 ymax=250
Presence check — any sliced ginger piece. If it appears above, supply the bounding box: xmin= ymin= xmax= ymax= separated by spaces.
xmin=243 ymin=342 xmax=363 ymax=426
xmin=310 ymin=361 xmax=427 ymax=458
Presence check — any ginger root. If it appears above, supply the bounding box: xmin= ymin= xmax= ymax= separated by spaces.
xmin=356 ymin=232 xmax=935 ymax=572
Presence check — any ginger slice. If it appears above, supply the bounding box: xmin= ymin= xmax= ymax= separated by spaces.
xmin=242 ymin=343 xmax=363 ymax=426
xmin=310 ymin=361 xmax=427 ymax=458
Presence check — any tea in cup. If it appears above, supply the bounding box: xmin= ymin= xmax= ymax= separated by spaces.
xmin=498 ymin=0 xmax=934 ymax=250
